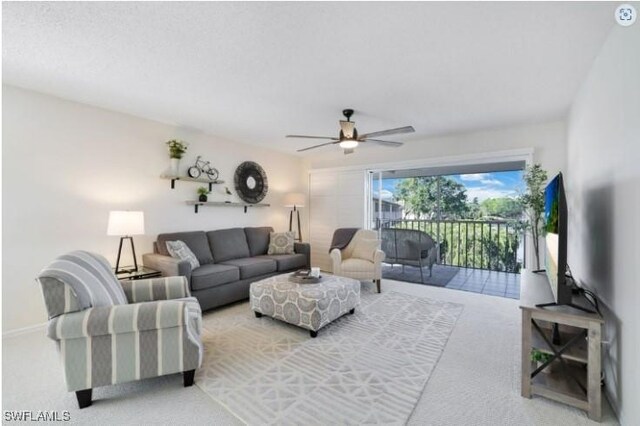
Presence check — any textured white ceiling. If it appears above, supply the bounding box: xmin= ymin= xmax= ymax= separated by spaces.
xmin=2 ymin=2 xmax=614 ymax=155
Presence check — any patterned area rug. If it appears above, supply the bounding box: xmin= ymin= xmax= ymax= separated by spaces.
xmin=382 ymin=263 xmax=459 ymax=287
xmin=196 ymin=290 xmax=463 ymax=425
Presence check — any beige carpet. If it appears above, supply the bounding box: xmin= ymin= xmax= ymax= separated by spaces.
xmin=2 ymin=280 xmax=619 ymax=425
xmin=196 ymin=291 xmax=463 ymax=425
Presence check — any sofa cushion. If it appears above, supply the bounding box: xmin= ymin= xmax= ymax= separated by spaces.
xmin=268 ymin=231 xmax=295 ymax=255
xmin=220 ymin=257 xmax=277 ymax=279
xmin=351 ymin=238 xmax=380 ymax=262
xmin=157 ymin=232 xmax=214 ymax=265
xmin=190 ymin=264 xmax=240 ymax=291
xmin=259 ymin=254 xmax=307 ymax=272
xmin=208 ymin=228 xmax=251 ymax=262
xmin=244 ymin=227 xmax=274 ymax=257
xmin=166 ymin=240 xmax=200 ymax=270
xmin=341 ymin=258 xmax=375 ymax=273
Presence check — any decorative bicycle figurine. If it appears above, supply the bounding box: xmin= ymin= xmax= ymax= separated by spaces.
xmin=188 ymin=156 xmax=219 ymax=181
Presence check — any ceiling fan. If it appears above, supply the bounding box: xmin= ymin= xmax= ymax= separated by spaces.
xmin=287 ymin=109 xmax=415 ymax=155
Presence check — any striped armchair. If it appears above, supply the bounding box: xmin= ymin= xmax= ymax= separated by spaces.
xmin=37 ymin=251 xmax=203 ymax=408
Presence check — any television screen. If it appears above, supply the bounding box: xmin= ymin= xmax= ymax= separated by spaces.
xmin=544 ymin=176 xmax=560 ymax=294
xmin=543 ymin=173 xmax=570 ymax=304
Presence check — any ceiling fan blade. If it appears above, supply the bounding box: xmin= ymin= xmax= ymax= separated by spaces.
xmin=363 ymin=139 xmax=404 ymax=147
xmin=297 ymin=141 xmax=339 ymax=152
xmin=287 ymin=135 xmax=338 ymax=140
xmin=358 ymin=126 xmax=415 ymax=140
xmin=343 ymin=149 xmax=355 ymax=155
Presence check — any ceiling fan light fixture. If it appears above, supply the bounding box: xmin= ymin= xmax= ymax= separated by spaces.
xmin=339 ymin=140 xmax=359 ymax=149
xmin=289 ymin=108 xmax=413 ymax=153
xmin=339 ymin=120 xmax=356 ymax=138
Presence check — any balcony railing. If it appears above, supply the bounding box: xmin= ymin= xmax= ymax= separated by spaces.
xmin=376 ymin=218 xmax=525 ymax=273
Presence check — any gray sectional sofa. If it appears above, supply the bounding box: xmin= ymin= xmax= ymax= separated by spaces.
xmin=143 ymin=227 xmax=310 ymax=311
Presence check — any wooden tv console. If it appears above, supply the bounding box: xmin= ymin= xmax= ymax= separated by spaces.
xmin=519 ymin=269 xmax=604 ymax=421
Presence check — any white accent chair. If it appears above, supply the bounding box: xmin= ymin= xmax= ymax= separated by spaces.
xmin=330 ymin=229 xmax=385 ymax=293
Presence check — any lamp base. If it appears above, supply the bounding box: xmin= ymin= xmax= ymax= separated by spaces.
xmin=115 ymin=236 xmax=138 ymax=274
xmin=288 ymin=207 xmax=303 ymax=242
xmin=114 ymin=267 xmax=138 ymax=275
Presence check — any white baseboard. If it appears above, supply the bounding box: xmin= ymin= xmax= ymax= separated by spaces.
xmin=2 ymin=322 xmax=45 ymax=339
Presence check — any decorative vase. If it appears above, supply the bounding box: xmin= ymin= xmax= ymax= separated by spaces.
xmin=198 ymin=194 xmax=208 ymax=202
xmin=170 ymin=158 xmax=180 ymax=176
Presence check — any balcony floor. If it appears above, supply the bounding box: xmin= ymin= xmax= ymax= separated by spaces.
xmin=382 ymin=264 xmax=520 ymax=299
xmin=445 ymin=267 xmax=520 ymax=299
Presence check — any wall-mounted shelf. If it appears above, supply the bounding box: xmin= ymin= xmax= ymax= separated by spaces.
xmin=185 ymin=201 xmax=270 ymax=214
xmin=160 ymin=174 xmax=225 ymax=191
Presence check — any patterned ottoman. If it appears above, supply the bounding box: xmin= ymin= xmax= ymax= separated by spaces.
xmin=250 ymin=273 xmax=360 ymax=337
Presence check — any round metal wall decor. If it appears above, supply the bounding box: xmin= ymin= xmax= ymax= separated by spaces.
xmin=234 ymin=161 xmax=268 ymax=203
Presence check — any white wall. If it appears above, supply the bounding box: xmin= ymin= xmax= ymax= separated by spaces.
xmin=2 ymin=85 xmax=308 ymax=333
xmin=307 ymin=120 xmax=567 ymax=176
xmin=566 ymin=23 xmax=640 ymax=426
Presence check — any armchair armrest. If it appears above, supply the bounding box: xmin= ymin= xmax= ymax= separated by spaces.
xmin=294 ymin=242 xmax=311 ymax=268
xmin=47 ymin=299 xmax=193 ymax=340
xmin=142 ymin=253 xmax=192 ymax=282
xmin=330 ymin=248 xmax=342 ymax=274
xmin=373 ymin=249 xmax=386 ymax=265
xmin=120 ymin=276 xmax=190 ymax=303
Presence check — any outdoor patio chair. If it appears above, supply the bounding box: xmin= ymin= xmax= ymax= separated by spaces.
xmin=380 ymin=228 xmax=438 ymax=283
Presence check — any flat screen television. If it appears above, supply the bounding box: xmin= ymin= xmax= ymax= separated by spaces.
xmin=543 ymin=172 xmax=572 ymax=304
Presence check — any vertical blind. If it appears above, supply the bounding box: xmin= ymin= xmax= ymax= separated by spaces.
xmin=309 ymin=170 xmax=366 ymax=271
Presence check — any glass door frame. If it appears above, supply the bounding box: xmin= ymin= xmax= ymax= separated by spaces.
xmin=365 ymin=170 xmax=383 ymax=236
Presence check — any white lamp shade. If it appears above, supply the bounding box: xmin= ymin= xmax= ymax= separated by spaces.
xmin=107 ymin=211 xmax=145 ymax=236
xmin=283 ymin=193 xmax=305 ymax=208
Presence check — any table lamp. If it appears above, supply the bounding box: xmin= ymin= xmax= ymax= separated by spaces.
xmin=283 ymin=193 xmax=305 ymax=242
xmin=107 ymin=211 xmax=145 ymax=274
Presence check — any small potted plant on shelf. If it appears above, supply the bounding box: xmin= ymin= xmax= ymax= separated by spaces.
xmin=166 ymin=139 xmax=188 ymax=176
xmin=531 ymin=349 xmax=554 ymax=374
xmin=197 ymin=187 xmax=210 ymax=202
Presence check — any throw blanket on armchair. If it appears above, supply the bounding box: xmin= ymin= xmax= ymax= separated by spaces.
xmin=329 ymin=228 xmax=360 ymax=253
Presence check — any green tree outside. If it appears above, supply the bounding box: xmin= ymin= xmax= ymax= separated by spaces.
xmin=387 ymin=174 xmax=525 ymax=273
xmin=395 ymin=176 xmax=469 ymax=219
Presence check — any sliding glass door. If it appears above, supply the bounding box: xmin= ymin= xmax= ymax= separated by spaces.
xmin=366 ymin=171 xmax=383 ymax=234
xmin=365 ymin=163 xmax=526 ymax=273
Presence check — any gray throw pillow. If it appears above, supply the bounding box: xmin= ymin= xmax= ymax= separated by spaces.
xmin=166 ymin=240 xmax=200 ymax=269
xmin=267 ymin=232 xmax=295 ymax=255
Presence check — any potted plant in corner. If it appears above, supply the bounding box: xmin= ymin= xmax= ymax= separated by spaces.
xmin=166 ymin=139 xmax=188 ymax=176
xmin=519 ymin=164 xmax=548 ymax=271
xmin=197 ymin=187 xmax=210 ymax=202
